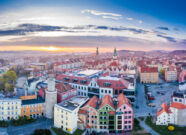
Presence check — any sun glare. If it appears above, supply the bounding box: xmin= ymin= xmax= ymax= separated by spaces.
xmin=41 ymin=46 xmax=59 ymax=51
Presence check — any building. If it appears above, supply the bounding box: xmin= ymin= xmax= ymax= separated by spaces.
xmin=156 ymin=91 xmax=186 ymax=126
xmin=0 ymin=98 xmax=21 ymax=120
xmin=56 ymin=83 xmax=77 ymax=103
xmin=78 ymin=96 xmax=99 ymax=132
xmin=165 ymin=67 xmax=177 ymax=82
xmin=20 ymin=95 xmax=45 ymax=118
xmin=78 ymin=94 xmax=133 ymax=134
xmin=54 ymin=96 xmax=89 ymax=134
xmin=53 ymin=59 xmax=84 ymax=72
xmin=116 ymin=94 xmax=133 ymax=133
xmin=45 ymin=75 xmax=57 ymax=119
xmin=179 ymin=70 xmax=186 ymax=91
xmin=140 ymin=66 xmax=159 ymax=83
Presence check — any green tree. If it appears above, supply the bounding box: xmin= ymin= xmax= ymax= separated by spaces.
xmin=160 ymin=68 xmax=165 ymax=76
xmin=0 ymin=76 xmax=5 ymax=90
xmin=5 ymin=83 xmax=14 ymax=92
xmin=3 ymin=70 xmax=17 ymax=84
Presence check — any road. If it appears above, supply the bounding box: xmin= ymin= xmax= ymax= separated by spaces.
xmin=7 ymin=118 xmax=54 ymax=135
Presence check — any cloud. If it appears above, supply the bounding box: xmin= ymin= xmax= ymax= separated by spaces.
xmin=81 ymin=9 xmax=122 ymax=20
xmin=0 ymin=23 xmax=61 ymax=36
xmin=157 ymin=26 xmax=169 ymax=31
xmin=157 ymin=34 xmax=177 ymax=42
xmin=126 ymin=17 xmax=133 ymax=21
xmin=138 ymin=20 xmax=143 ymax=24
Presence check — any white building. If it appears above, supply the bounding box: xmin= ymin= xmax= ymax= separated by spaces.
xmin=165 ymin=68 xmax=177 ymax=82
xmin=0 ymin=98 xmax=21 ymax=120
xmin=54 ymin=96 xmax=89 ymax=134
xmin=156 ymin=92 xmax=186 ymax=126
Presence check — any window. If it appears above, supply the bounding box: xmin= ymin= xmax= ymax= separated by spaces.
xmin=104 ymin=117 xmax=107 ymax=119
xmin=118 ymin=116 xmax=122 ymax=119
xmin=100 ymin=117 xmax=102 ymax=120
xmin=123 ymin=106 xmax=126 ymax=109
xmin=104 ymin=122 xmax=106 ymax=124
xmin=128 ymin=111 xmax=131 ymax=114
xmin=118 ymin=125 xmax=122 ymax=129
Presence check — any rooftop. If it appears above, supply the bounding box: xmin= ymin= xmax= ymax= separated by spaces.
xmin=22 ymin=96 xmax=45 ymax=105
xmin=57 ymin=96 xmax=89 ymax=111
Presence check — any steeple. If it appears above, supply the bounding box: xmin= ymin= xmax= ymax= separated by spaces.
xmin=96 ymin=47 xmax=99 ymax=61
xmin=113 ymin=48 xmax=117 ymax=60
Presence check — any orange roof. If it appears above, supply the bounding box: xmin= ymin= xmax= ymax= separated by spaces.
xmin=157 ymin=103 xmax=171 ymax=117
xmin=117 ymin=93 xmax=131 ymax=109
xmin=141 ymin=67 xmax=158 ymax=73
xmin=85 ymin=96 xmax=99 ymax=109
xmin=170 ymin=102 xmax=186 ymax=109
xmin=100 ymin=94 xmax=114 ymax=109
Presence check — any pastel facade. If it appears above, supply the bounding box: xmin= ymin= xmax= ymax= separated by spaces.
xmin=78 ymin=94 xmax=133 ymax=134
xmin=21 ymin=96 xmax=45 ymax=118
xmin=140 ymin=67 xmax=159 ymax=83
xmin=0 ymin=98 xmax=21 ymax=120
xmin=165 ymin=67 xmax=177 ymax=82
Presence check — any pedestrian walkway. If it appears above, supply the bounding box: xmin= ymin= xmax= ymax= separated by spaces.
xmin=137 ymin=118 xmax=160 ymax=135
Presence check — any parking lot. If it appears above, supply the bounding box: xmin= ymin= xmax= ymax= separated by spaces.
xmin=134 ymin=82 xmax=178 ymax=117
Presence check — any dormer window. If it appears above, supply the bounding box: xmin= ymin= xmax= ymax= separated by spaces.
xmin=72 ymin=78 xmax=78 ymax=82
xmin=64 ymin=77 xmax=70 ymax=81
xmin=103 ymin=82 xmax=111 ymax=87
xmin=80 ymin=80 xmax=87 ymax=84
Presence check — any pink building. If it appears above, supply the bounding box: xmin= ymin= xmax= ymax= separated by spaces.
xmin=116 ymin=94 xmax=133 ymax=132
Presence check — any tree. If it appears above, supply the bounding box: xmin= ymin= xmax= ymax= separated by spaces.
xmin=5 ymin=83 xmax=14 ymax=92
xmin=0 ymin=77 xmax=5 ymax=91
xmin=4 ymin=70 xmax=17 ymax=84
xmin=160 ymin=68 xmax=165 ymax=76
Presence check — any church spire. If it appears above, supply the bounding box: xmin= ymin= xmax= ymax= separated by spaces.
xmin=113 ymin=48 xmax=117 ymax=60
xmin=96 ymin=47 xmax=99 ymax=61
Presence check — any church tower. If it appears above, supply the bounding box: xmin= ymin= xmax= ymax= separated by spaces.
xmin=113 ymin=48 xmax=118 ymax=60
xmin=45 ymin=74 xmax=57 ymax=119
xmin=96 ymin=47 xmax=99 ymax=61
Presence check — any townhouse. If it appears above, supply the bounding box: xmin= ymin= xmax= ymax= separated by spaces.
xmin=165 ymin=66 xmax=177 ymax=82
xmin=78 ymin=94 xmax=133 ymax=134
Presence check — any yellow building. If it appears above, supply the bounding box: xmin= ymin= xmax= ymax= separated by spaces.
xmin=21 ymin=95 xmax=45 ymax=118
xmin=140 ymin=67 xmax=159 ymax=83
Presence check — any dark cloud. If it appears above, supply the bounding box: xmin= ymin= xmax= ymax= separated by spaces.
xmin=0 ymin=23 xmax=151 ymax=36
xmin=157 ymin=34 xmax=177 ymax=42
xmin=181 ymin=39 xmax=186 ymax=44
xmin=0 ymin=23 xmax=61 ymax=36
xmin=157 ymin=26 xmax=169 ymax=31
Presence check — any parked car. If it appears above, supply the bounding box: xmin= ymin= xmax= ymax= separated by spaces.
xmin=148 ymin=96 xmax=155 ymax=100
xmin=148 ymin=103 xmax=156 ymax=107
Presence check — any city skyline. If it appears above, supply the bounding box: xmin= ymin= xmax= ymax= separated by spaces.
xmin=0 ymin=0 xmax=186 ymax=52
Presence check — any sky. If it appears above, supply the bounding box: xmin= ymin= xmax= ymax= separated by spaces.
xmin=0 ymin=0 xmax=186 ymax=52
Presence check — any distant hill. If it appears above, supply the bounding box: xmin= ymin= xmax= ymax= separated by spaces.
xmin=118 ymin=50 xmax=145 ymax=56
xmin=169 ymin=50 xmax=186 ymax=56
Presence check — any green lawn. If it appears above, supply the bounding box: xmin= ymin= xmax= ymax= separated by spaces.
xmin=0 ymin=120 xmax=8 ymax=127
xmin=145 ymin=116 xmax=186 ymax=135
xmin=52 ymin=127 xmax=84 ymax=135
xmin=133 ymin=118 xmax=143 ymax=131
xmin=10 ymin=116 xmax=35 ymax=126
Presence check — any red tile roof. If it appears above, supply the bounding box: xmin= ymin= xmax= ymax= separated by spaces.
xmin=141 ymin=67 xmax=158 ymax=73
xmin=109 ymin=61 xmax=120 ymax=67
xmin=170 ymin=102 xmax=186 ymax=109
xmin=117 ymin=93 xmax=131 ymax=109
xmin=84 ymin=96 xmax=99 ymax=109
xmin=78 ymin=109 xmax=87 ymax=114
xmin=100 ymin=94 xmax=114 ymax=109
xmin=55 ymin=83 xmax=73 ymax=93
xmin=157 ymin=103 xmax=171 ymax=117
